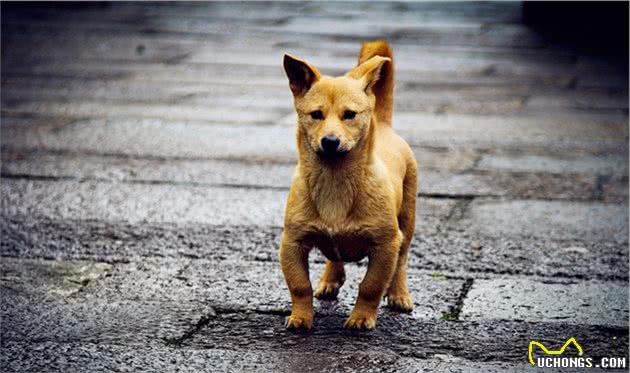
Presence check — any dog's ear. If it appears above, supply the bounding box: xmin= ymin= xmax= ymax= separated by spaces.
xmin=283 ymin=54 xmax=320 ymax=97
xmin=346 ymin=55 xmax=390 ymax=94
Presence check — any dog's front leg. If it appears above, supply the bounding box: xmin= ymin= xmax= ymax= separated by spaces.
xmin=279 ymin=232 xmax=313 ymax=329
xmin=344 ymin=233 xmax=402 ymax=330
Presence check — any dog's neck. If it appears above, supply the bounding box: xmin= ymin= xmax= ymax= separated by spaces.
xmin=297 ymin=120 xmax=376 ymax=224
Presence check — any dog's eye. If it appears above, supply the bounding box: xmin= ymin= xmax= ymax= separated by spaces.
xmin=310 ymin=110 xmax=324 ymax=120
xmin=343 ymin=110 xmax=356 ymax=120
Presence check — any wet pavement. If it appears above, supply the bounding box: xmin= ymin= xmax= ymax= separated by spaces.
xmin=1 ymin=2 xmax=629 ymax=372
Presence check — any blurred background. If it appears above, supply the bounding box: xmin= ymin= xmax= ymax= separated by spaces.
xmin=1 ymin=2 xmax=628 ymax=372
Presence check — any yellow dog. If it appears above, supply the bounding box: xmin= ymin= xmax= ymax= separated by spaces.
xmin=280 ymin=40 xmax=417 ymax=330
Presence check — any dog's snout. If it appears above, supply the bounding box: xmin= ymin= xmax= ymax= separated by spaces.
xmin=321 ymin=135 xmax=341 ymax=153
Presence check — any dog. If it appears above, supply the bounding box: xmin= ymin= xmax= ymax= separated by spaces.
xmin=279 ymin=40 xmax=417 ymax=330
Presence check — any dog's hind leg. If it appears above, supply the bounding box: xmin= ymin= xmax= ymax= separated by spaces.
xmin=387 ymin=163 xmax=417 ymax=313
xmin=314 ymin=260 xmax=345 ymax=300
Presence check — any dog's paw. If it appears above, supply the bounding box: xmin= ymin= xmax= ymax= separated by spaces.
xmin=314 ymin=281 xmax=342 ymax=300
xmin=387 ymin=293 xmax=414 ymax=313
xmin=343 ymin=310 xmax=376 ymax=330
xmin=285 ymin=314 xmax=313 ymax=330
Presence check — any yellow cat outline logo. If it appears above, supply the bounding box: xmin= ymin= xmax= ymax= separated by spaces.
xmin=528 ymin=337 xmax=584 ymax=366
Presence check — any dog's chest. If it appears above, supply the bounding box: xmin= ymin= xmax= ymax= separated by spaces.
xmin=310 ymin=231 xmax=372 ymax=262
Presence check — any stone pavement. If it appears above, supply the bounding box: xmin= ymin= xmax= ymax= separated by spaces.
xmin=1 ymin=2 xmax=628 ymax=372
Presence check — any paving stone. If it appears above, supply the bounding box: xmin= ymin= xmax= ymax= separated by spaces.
xmin=1 ymin=2 xmax=628 ymax=372
xmin=3 ymin=113 xmax=627 ymax=164
xmin=476 ymin=154 xmax=628 ymax=176
xmin=395 ymin=112 xmax=628 ymax=149
xmin=422 ymin=171 xmax=597 ymax=200
xmin=1 ymin=152 xmax=298 ymax=189
xmin=0 ymin=145 xmax=477 ymax=183
xmin=0 ymin=258 xmax=112 ymax=299
xmin=414 ymin=233 xmax=629 ymax=281
xmin=0 ymin=179 xmax=452 ymax=233
xmin=6 ymin=115 xmax=484 ymax=172
xmin=0 ymin=217 xmax=287 ymax=263
xmin=2 ymin=100 xmax=290 ymax=124
xmin=526 ymin=92 xmax=629 ymax=111
xmin=2 ymin=342 xmax=625 ymax=373
xmin=189 ymin=30 xmax=548 ymax=68
xmin=2 ymin=81 xmax=294 ymax=111
xmin=0 ymin=257 xmax=463 ymax=321
xmin=3 ymin=76 xmax=572 ymax=116
xmin=415 ymin=146 xmax=479 ymax=171
xmin=2 ymin=151 xmax=600 ymax=201
xmin=461 ymin=278 xmax=629 ymax=327
xmin=2 ymin=2 xmax=525 ymax=28
xmin=1 ymin=57 xmax=579 ymax=90
xmin=416 ymin=198 xmax=457 ymax=234
xmin=1 ymin=294 xmax=627 ymax=365
xmin=457 ymin=199 xmax=628 ymax=243
xmin=2 ymin=5 xmax=540 ymax=51
xmin=3 ymin=31 xmax=202 ymax=66
xmin=601 ymin=176 xmax=629 ymax=203
xmin=1 ymin=178 xmax=289 ymax=227
xmin=2 ymin=218 xmax=627 ymax=281
xmin=186 ymin=314 xmax=628 ymax=364
xmin=2 ymin=32 xmax=564 ymax=81
xmin=2 ymin=117 xmax=299 ymax=163
xmin=13 ymin=74 xmax=618 ymax=116
xmin=0 ymin=295 xmax=207 ymax=345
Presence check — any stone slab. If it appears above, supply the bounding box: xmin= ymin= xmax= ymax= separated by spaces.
xmin=423 ymin=170 xmax=597 ymax=200
xmin=457 ymin=199 xmax=628 ymax=243
xmin=1 ymin=178 xmax=289 ymax=227
xmin=461 ymin=278 xmax=629 ymax=327
xmin=602 ymin=176 xmax=629 ymax=203
xmin=2 ymin=342 xmax=625 ymax=373
xmin=0 ymin=257 xmax=463 ymax=321
xmin=1 ymin=100 xmax=289 ymax=125
xmin=2 ymin=151 xmax=600 ymax=201
xmin=2 ymin=218 xmax=628 ymax=281
xmin=476 ymin=154 xmax=628 ymax=176
xmin=3 ymin=112 xmax=627 ymax=163
xmin=395 ymin=112 xmax=629 ymax=149
xmin=1 ymin=294 xmax=627 ymax=365
xmin=0 ymin=179 xmax=452 ymax=233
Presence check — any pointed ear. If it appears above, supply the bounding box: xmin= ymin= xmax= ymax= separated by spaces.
xmin=283 ymin=54 xmax=321 ymax=97
xmin=346 ymin=55 xmax=390 ymax=94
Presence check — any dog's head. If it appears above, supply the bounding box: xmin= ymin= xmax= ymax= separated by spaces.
xmin=283 ymin=54 xmax=390 ymax=162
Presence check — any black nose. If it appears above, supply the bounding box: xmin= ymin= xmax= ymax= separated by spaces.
xmin=321 ymin=135 xmax=340 ymax=153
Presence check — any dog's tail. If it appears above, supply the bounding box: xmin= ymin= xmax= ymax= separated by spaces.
xmin=358 ymin=40 xmax=394 ymax=126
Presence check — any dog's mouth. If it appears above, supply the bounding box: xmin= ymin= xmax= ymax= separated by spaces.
xmin=316 ymin=148 xmax=350 ymax=163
